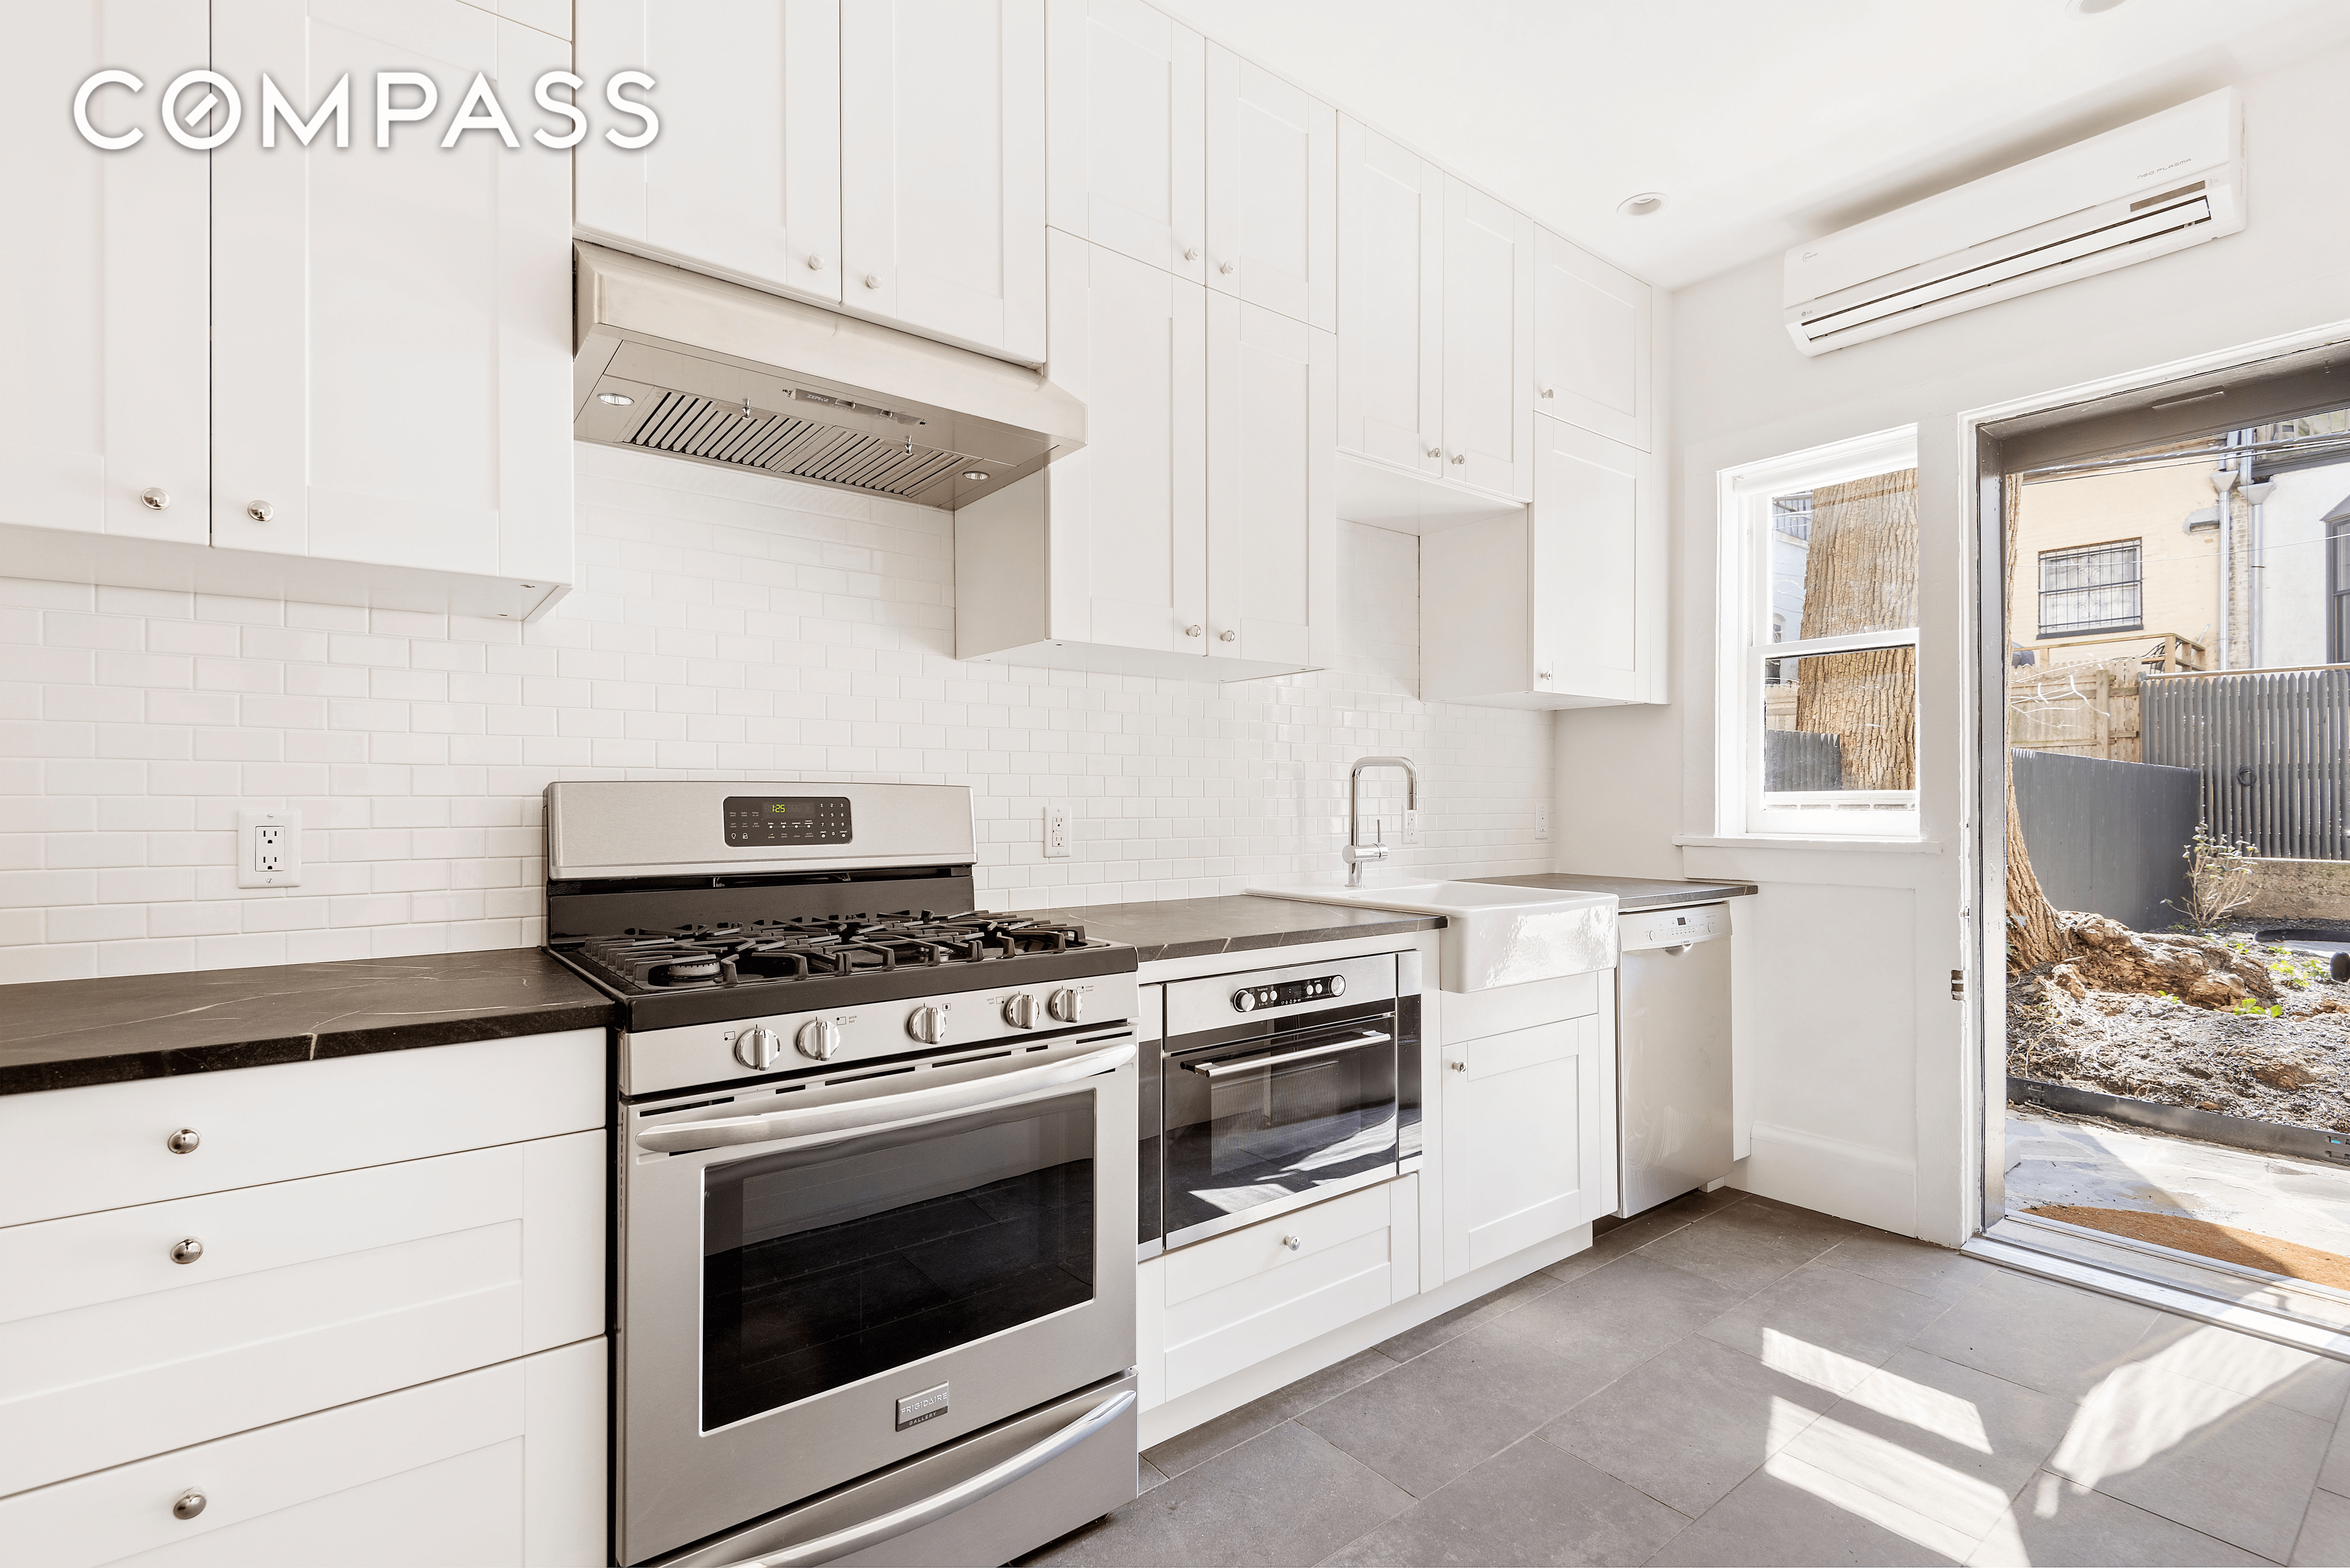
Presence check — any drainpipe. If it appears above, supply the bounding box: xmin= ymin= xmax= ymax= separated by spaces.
xmin=2240 ymin=479 xmax=2275 ymax=669
xmin=2209 ymin=464 xmax=2238 ymax=671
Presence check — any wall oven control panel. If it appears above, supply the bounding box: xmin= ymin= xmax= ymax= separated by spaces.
xmin=1232 ymin=974 xmax=1345 ymax=1012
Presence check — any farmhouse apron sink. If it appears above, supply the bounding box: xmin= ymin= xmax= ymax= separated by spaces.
xmin=1246 ymin=880 xmax=1619 ymax=992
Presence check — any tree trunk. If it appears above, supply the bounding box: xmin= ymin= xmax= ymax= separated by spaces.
xmin=2002 ymin=475 xmax=2070 ymax=971
xmin=1793 ymin=470 xmax=1918 ymax=789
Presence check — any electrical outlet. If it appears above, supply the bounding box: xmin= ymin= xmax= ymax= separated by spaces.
xmin=1043 ymin=802 xmax=1072 ymax=859
xmin=236 ymin=809 xmax=302 ymax=888
xmin=1533 ymin=803 xmax=1550 ymax=841
xmin=1401 ymin=808 xmax=1421 ymax=846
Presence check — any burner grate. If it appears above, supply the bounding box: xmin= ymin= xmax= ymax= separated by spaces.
xmin=570 ymin=912 xmax=1095 ymax=993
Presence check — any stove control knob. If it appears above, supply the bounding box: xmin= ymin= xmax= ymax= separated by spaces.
xmin=794 ymin=1019 xmax=842 ymax=1061
xmin=907 ymin=1005 xmax=950 ymax=1045
xmin=1002 ymin=993 xmax=1038 ymax=1029
xmin=733 ymin=1026 xmax=783 ymax=1071
xmin=1047 ymin=988 xmax=1084 ymax=1024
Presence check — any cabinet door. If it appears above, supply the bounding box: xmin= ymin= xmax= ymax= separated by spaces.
xmin=1440 ymin=177 xmax=1534 ymax=501
xmin=1535 ymin=227 xmax=1651 ymax=451
xmin=1441 ymin=1018 xmax=1607 ymax=1280
xmin=1205 ymin=297 xmax=1335 ymax=673
xmin=1045 ymin=0 xmax=1202 ymax=283
xmin=1334 ymin=118 xmax=1439 ymax=477
xmin=576 ymin=0 xmax=842 ymax=302
xmin=1043 ymin=233 xmax=1206 ymax=657
xmin=0 ymin=2 xmax=209 ymax=545
xmin=1531 ymin=417 xmax=1658 ymax=704
xmin=841 ymin=0 xmax=1047 ymax=363
xmin=210 ymin=1 xmax=573 ymax=587
xmin=1204 ymin=45 xmax=1333 ymax=331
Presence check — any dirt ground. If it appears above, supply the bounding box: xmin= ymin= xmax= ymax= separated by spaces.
xmin=2007 ymin=919 xmax=2350 ymax=1134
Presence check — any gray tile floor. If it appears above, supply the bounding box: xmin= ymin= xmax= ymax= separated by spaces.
xmin=1019 ymin=1188 xmax=2350 ymax=1566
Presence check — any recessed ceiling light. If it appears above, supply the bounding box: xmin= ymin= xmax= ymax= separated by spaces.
xmin=599 ymin=391 xmax=633 ymax=406
xmin=1617 ymin=192 xmax=1667 ymax=219
xmin=2066 ymin=0 xmax=2127 ymax=14
xmin=962 ymin=470 xmax=990 ymax=481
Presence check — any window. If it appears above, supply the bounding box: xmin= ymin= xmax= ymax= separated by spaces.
xmin=1718 ymin=428 xmax=1920 ymax=837
xmin=2036 ymin=540 xmax=2142 ymax=638
xmin=2331 ymin=514 xmax=2350 ymax=665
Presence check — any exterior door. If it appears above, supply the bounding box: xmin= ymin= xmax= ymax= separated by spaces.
xmin=1334 ymin=119 xmax=1439 ymax=477
xmin=210 ymin=0 xmax=573 ymax=587
xmin=1204 ymin=45 xmax=1333 ymax=331
xmin=1 ymin=1 xmax=209 ymax=545
xmin=1441 ymin=1017 xmax=1608 ymax=1280
xmin=1044 ymin=0 xmax=1203 ymax=283
xmin=575 ymin=0 xmax=843 ymax=303
xmin=1044 ymin=234 xmax=1206 ymax=658
xmin=1440 ymin=177 xmax=1533 ymax=501
xmin=1531 ymin=417 xmax=1648 ymax=703
xmin=1535 ymin=227 xmax=1652 ymax=451
xmin=1206 ymin=297 xmax=1334 ymax=672
xmin=841 ymin=0 xmax=1048 ymax=364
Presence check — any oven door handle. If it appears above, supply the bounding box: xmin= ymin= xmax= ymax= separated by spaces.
xmin=1185 ymin=1030 xmax=1392 ymax=1079
xmin=715 ymin=1388 xmax=1137 ymax=1568
xmin=634 ymin=1040 xmax=1136 ymax=1155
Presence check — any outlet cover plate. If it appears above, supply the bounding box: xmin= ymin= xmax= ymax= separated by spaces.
xmin=1043 ymin=802 xmax=1072 ymax=859
xmin=236 ymin=809 xmax=303 ymax=888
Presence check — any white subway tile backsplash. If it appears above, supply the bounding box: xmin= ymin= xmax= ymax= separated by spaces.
xmin=0 ymin=448 xmax=1553 ymax=980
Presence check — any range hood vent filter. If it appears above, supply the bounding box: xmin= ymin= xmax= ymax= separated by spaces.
xmin=622 ymin=390 xmax=973 ymax=499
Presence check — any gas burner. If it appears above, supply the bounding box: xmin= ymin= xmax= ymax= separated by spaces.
xmin=567 ymin=911 xmax=1101 ymax=995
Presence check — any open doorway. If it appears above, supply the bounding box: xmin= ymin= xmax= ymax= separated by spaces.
xmin=1980 ymin=352 xmax=2350 ymax=1299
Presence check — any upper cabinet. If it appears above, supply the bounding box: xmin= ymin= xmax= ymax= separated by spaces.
xmin=1045 ymin=0 xmax=1204 ymax=283
xmin=1204 ymin=47 xmax=1335 ymax=332
xmin=1439 ymin=178 xmax=1535 ymax=501
xmin=579 ymin=0 xmax=1048 ymax=365
xmin=1535 ymin=227 xmax=1653 ymax=452
xmin=1 ymin=1 xmax=211 ymax=547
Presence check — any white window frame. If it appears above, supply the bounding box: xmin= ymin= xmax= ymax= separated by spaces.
xmin=1716 ymin=426 xmax=1921 ymax=839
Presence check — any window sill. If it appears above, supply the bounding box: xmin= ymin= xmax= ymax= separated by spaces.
xmin=1674 ymin=833 xmax=1944 ymax=854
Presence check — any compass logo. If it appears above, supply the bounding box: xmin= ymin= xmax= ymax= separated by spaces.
xmin=72 ymin=68 xmax=657 ymax=151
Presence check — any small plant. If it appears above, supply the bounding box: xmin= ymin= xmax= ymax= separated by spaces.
xmin=2164 ymin=818 xmax=2261 ymax=932
xmin=2228 ymin=997 xmax=2283 ymax=1018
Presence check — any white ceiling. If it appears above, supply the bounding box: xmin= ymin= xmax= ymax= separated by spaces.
xmin=1153 ymin=0 xmax=2350 ymax=290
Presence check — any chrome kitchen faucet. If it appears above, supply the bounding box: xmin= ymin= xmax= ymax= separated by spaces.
xmin=1343 ymin=756 xmax=1418 ymax=887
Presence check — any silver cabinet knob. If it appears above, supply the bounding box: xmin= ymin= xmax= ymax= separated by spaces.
xmin=171 ymin=1237 xmax=204 ymax=1265
xmin=140 ymin=487 xmax=170 ymax=511
xmin=907 ymin=1005 xmax=949 ymax=1044
xmin=1184 ymin=624 xmax=1202 ymax=637
xmin=863 ymin=273 xmax=880 ymax=289
xmin=244 ymin=500 xmax=273 ymax=523
xmin=1183 ymin=247 xmax=1199 ymax=261
xmin=806 ymin=254 xmax=824 ymax=270
xmin=1536 ymin=670 xmax=1553 ymax=681
xmin=794 ymin=1019 xmax=842 ymax=1061
xmin=172 ymin=1490 xmax=207 ymax=1521
xmin=1047 ymin=988 xmax=1083 ymax=1024
xmin=1541 ymin=387 xmax=1556 ymax=398
xmin=1217 ymin=629 xmax=1237 ymax=643
xmin=166 ymin=1128 xmax=201 ymax=1155
xmin=1450 ymin=453 xmax=1466 ymax=465
xmin=1426 ymin=447 xmax=1441 ymax=459
xmin=1449 ymin=1059 xmax=1467 ymax=1072
xmin=1217 ymin=260 xmax=1235 ymax=275
xmin=1002 ymin=993 xmax=1038 ymax=1029
xmin=733 ymin=1025 xmax=783 ymax=1070
xmin=1280 ymin=1234 xmax=1302 ymax=1252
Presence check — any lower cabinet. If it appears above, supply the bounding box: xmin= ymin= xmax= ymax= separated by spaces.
xmin=0 ymin=1336 xmax=606 ymax=1568
xmin=1440 ymin=1014 xmax=1613 ymax=1281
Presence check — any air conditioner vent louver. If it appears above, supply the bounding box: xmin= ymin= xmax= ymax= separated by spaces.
xmin=623 ymin=391 xmax=974 ymax=498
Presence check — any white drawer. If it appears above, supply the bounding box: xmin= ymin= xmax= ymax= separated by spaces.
xmin=0 ymin=1029 xmax=605 ymax=1229
xmin=0 ymin=1337 xmax=605 ymax=1568
xmin=1162 ymin=1177 xmax=1417 ymax=1401
xmin=1437 ymin=970 xmax=1601 ymax=1044
xmin=0 ymin=1131 xmax=604 ymax=1498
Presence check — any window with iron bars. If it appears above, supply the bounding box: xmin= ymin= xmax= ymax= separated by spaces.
xmin=2037 ymin=539 xmax=2142 ymax=638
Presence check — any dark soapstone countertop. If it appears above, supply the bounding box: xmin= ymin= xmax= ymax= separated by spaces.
xmin=1468 ymin=872 xmax=1758 ymax=911
xmin=1032 ymin=896 xmax=1445 ymax=965
xmin=0 ymin=948 xmax=614 ymax=1096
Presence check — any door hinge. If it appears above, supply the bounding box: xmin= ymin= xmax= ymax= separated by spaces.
xmin=1950 ymin=969 xmax=1965 ymax=1000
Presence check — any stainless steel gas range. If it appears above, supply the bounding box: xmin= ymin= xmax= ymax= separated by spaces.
xmin=544 ymin=781 xmax=1140 ymax=1568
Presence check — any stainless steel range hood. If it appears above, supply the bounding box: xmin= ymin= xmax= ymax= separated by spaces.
xmin=572 ymin=244 xmax=1084 ymax=511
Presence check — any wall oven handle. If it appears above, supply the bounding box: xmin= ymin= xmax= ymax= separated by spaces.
xmin=1185 ymin=1031 xmax=1391 ymax=1079
xmin=715 ymin=1389 xmax=1137 ymax=1568
xmin=635 ymin=1040 xmax=1136 ymax=1155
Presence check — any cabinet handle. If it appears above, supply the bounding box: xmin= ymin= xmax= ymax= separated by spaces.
xmin=1450 ymin=454 xmax=1466 ymax=465
xmin=1449 ymin=1059 xmax=1467 ymax=1072
xmin=172 ymin=1491 xmax=207 ymax=1521
xmin=1218 ymin=630 xmax=1236 ymax=643
xmin=1280 ymin=1234 xmax=1302 ymax=1252
xmin=140 ymin=487 xmax=170 ymax=511
xmin=1183 ymin=247 xmax=1199 ymax=262
xmin=863 ymin=273 xmax=880 ymax=290
xmin=1427 ymin=447 xmax=1441 ymax=459
xmin=244 ymin=500 xmax=273 ymax=523
xmin=1184 ymin=624 xmax=1202 ymax=637
xmin=1217 ymin=260 xmax=1235 ymax=275
xmin=1537 ymin=670 xmax=1553 ymax=681
xmin=166 ymin=1127 xmax=201 ymax=1155
xmin=1541 ymin=387 xmax=1556 ymax=399
xmin=170 ymin=1237 xmax=204 ymax=1265
xmin=806 ymin=254 xmax=824 ymax=271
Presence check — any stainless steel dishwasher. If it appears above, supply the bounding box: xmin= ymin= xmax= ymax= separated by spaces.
xmin=1616 ymin=902 xmax=1734 ymax=1217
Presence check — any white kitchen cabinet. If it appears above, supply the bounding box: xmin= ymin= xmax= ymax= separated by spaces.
xmin=1420 ymin=416 xmax=1664 ymax=708
xmin=1440 ymin=178 xmax=1535 ymax=501
xmin=1205 ymin=295 xmax=1337 ymax=672
xmin=1440 ymin=1017 xmax=1609 ymax=1280
xmin=0 ymin=1337 xmax=605 ymax=1568
xmin=841 ymin=0 xmax=1048 ymax=363
xmin=1535 ymin=226 xmax=1653 ymax=451
xmin=0 ymin=2 xmax=210 ymax=547
xmin=1045 ymin=0 xmax=1204 ymax=283
xmin=575 ymin=0 xmax=844 ymax=304
xmin=1204 ymin=45 xmax=1335 ymax=332
xmin=208 ymin=0 xmax=572 ymax=592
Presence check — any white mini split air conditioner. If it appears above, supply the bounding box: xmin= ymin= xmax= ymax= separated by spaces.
xmin=1783 ymin=88 xmax=2244 ymax=356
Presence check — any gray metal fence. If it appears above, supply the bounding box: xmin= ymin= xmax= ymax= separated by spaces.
xmin=1765 ymin=729 xmax=1842 ymax=791
xmin=2142 ymin=667 xmax=2350 ymax=860
xmin=2011 ymin=750 xmax=2198 ymax=931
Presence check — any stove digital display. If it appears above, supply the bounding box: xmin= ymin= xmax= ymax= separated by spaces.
xmin=722 ymin=795 xmax=853 ymax=846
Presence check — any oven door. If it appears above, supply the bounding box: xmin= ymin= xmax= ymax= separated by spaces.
xmin=619 ymin=1031 xmax=1137 ymax=1567
xmin=1162 ymin=1016 xmax=1399 ymax=1250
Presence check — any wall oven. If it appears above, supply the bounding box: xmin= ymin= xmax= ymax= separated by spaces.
xmin=1140 ymin=952 xmax=1421 ymax=1257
